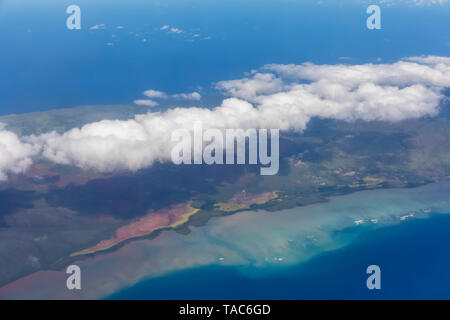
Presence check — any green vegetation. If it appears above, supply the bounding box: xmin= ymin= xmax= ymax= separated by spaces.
xmin=0 ymin=103 xmax=449 ymax=287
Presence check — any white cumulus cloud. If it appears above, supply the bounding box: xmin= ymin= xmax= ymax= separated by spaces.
xmin=172 ymin=92 xmax=201 ymax=101
xmin=1 ymin=56 xmax=449 ymax=179
xmin=216 ymin=73 xmax=284 ymax=101
xmin=0 ymin=124 xmax=40 ymax=181
xmin=133 ymin=99 xmax=159 ymax=107
xmin=143 ymin=89 xmax=167 ymax=99
xmin=169 ymin=27 xmax=183 ymax=34
xmin=89 ymin=24 xmax=106 ymax=30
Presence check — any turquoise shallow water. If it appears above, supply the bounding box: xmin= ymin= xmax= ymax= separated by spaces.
xmin=106 ymin=182 xmax=450 ymax=300
xmin=109 ymin=212 xmax=450 ymax=299
xmin=2 ymin=182 xmax=449 ymax=299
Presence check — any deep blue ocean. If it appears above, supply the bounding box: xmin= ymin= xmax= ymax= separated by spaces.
xmin=1 ymin=0 xmax=449 ymax=115
xmin=1 ymin=0 xmax=450 ymax=300
xmin=109 ymin=213 xmax=450 ymax=300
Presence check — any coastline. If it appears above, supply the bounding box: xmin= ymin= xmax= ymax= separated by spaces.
xmin=1 ymin=181 xmax=449 ymax=299
xmin=109 ymin=213 xmax=450 ymax=300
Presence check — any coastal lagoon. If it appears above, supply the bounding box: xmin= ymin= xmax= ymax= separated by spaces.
xmin=1 ymin=181 xmax=449 ymax=299
xmin=111 ymin=214 xmax=450 ymax=299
